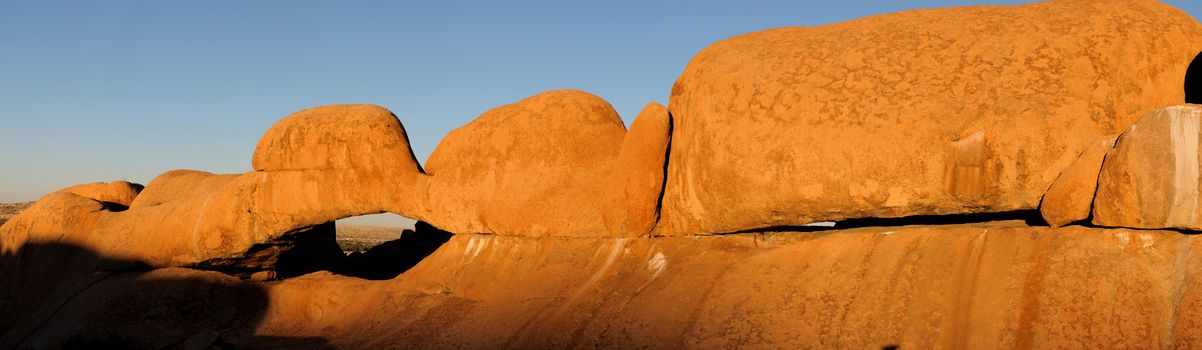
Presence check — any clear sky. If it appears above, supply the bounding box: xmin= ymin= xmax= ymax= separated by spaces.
xmin=2 ymin=1 xmax=1200 ymax=226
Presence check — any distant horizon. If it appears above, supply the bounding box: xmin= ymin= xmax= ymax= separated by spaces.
xmin=2 ymin=0 xmax=1199 ymax=227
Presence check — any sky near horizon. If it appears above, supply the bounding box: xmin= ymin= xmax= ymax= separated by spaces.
xmin=2 ymin=1 xmax=1200 ymax=226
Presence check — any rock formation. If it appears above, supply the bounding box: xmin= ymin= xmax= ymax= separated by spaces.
xmin=1094 ymin=105 xmax=1202 ymax=230
xmin=657 ymin=0 xmax=1202 ymax=235
xmin=421 ymin=90 xmax=670 ymax=237
xmin=5 ymin=0 xmax=1202 ymax=348
xmin=1039 ymin=137 xmax=1115 ymax=228
xmin=60 ymin=181 xmax=142 ymax=208
xmin=0 ymin=104 xmax=427 ymax=267
xmin=10 ymin=224 xmax=1202 ymax=348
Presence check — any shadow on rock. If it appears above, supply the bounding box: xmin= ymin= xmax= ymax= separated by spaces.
xmin=0 ymin=242 xmax=333 ymax=349
xmin=345 ymin=221 xmax=453 ymax=280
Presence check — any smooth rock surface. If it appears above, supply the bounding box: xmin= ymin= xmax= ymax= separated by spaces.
xmin=603 ymin=102 xmax=673 ymax=237
xmin=422 ymin=90 xmax=670 ymax=237
xmin=658 ymin=0 xmax=1202 ymax=235
xmin=1094 ymin=105 xmax=1202 ymax=230
xmin=1040 ymin=137 xmax=1116 ymax=228
xmin=60 ymin=181 xmax=143 ymax=207
xmin=9 ymin=223 xmax=1202 ymax=348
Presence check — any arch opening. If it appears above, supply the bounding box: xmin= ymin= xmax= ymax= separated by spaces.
xmin=335 ymin=213 xmax=417 ymax=253
xmin=1187 ymin=50 xmax=1202 ymax=104
xmin=337 ymin=214 xmax=452 ymax=281
xmin=191 ymin=213 xmax=451 ymax=281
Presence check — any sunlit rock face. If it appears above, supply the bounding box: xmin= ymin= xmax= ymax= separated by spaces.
xmin=420 ymin=90 xmax=671 ymax=238
xmin=0 ymin=105 xmax=430 ymax=267
xmin=1094 ymin=105 xmax=1202 ymax=230
xmin=657 ymin=0 xmax=1202 ymax=236
xmin=1039 ymin=137 xmax=1115 ymax=228
xmin=7 ymin=0 xmax=1202 ymax=348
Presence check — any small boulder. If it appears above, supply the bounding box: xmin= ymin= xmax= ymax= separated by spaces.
xmin=603 ymin=102 xmax=672 ymax=237
xmin=249 ymin=270 xmax=277 ymax=282
xmin=1094 ymin=105 xmax=1202 ymax=230
xmin=1040 ymin=137 xmax=1116 ymax=228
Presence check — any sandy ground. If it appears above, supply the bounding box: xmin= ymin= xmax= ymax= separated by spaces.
xmin=0 ymin=202 xmax=33 ymax=227
xmin=334 ymin=224 xmax=408 ymax=252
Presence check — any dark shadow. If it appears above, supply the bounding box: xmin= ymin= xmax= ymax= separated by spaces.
xmin=95 ymin=183 xmax=143 ymax=213
xmin=189 ymin=222 xmax=353 ymax=280
xmin=652 ymin=111 xmax=674 ymax=233
xmin=882 ymin=345 xmax=900 ymax=350
xmin=187 ymin=215 xmax=451 ymax=281
xmin=0 ymin=242 xmax=332 ymax=349
xmin=1188 ymin=50 xmax=1202 ymax=104
xmin=727 ymin=210 xmax=1045 ymax=234
xmin=97 ymin=201 xmax=129 ymax=212
xmin=345 ymin=221 xmax=453 ymax=280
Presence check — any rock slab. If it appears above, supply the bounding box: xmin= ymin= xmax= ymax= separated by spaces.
xmin=1094 ymin=105 xmax=1202 ymax=230
xmin=659 ymin=0 xmax=1202 ymax=235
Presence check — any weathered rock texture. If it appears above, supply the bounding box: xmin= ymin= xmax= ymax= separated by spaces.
xmin=658 ymin=0 xmax=1202 ymax=235
xmin=7 ymin=1 xmax=1202 ymax=348
xmin=1094 ymin=105 xmax=1202 ymax=230
xmin=10 ymin=223 xmax=1202 ymax=348
xmin=1040 ymin=137 xmax=1116 ymax=227
xmin=0 ymin=105 xmax=429 ymax=266
xmin=421 ymin=90 xmax=670 ymax=237
xmin=0 ymin=95 xmax=672 ymax=270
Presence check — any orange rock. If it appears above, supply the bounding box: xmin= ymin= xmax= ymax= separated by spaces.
xmin=60 ymin=180 xmax=143 ymax=207
xmin=249 ymin=270 xmax=277 ymax=282
xmin=422 ymin=90 xmax=669 ymax=237
xmin=1094 ymin=105 xmax=1202 ymax=230
xmin=1039 ymin=137 xmax=1116 ymax=228
xmin=129 ymin=170 xmax=238 ymax=208
xmin=14 ymin=224 xmax=1202 ymax=348
xmin=658 ymin=0 xmax=1202 ymax=235
xmin=1 ymin=94 xmax=673 ymax=269
xmin=250 ymin=225 xmax=1202 ymax=348
xmin=1 ymin=104 xmax=430 ymax=266
xmin=253 ymin=104 xmax=424 ymax=175
xmin=603 ymin=102 xmax=672 ymax=237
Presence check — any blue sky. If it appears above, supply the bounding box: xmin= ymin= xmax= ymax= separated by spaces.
xmin=2 ymin=1 xmax=1199 ymax=226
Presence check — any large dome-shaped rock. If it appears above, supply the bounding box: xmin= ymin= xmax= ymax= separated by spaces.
xmin=422 ymin=90 xmax=671 ymax=237
xmin=1094 ymin=105 xmax=1202 ymax=230
xmin=658 ymin=0 xmax=1202 ymax=235
xmin=246 ymin=104 xmax=427 ymax=228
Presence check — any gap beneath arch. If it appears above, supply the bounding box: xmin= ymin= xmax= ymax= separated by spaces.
xmin=335 ymin=213 xmax=417 ymax=253
xmin=338 ymin=214 xmax=452 ymax=280
xmin=190 ymin=213 xmax=451 ymax=281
